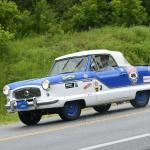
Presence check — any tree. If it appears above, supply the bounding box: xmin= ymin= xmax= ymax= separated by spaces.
xmin=142 ymin=0 xmax=150 ymax=14
xmin=142 ymin=0 xmax=150 ymax=24
xmin=47 ymin=0 xmax=80 ymax=18
xmin=110 ymin=0 xmax=147 ymax=26
xmin=0 ymin=25 xmax=14 ymax=55
xmin=12 ymin=0 xmax=36 ymax=11
xmin=0 ymin=0 xmax=19 ymax=33
xmin=63 ymin=0 xmax=111 ymax=31
xmin=15 ymin=10 xmax=33 ymax=37
xmin=32 ymin=0 xmax=57 ymax=34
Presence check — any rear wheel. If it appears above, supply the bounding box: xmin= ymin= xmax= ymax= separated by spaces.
xmin=130 ymin=91 xmax=150 ymax=108
xmin=18 ymin=110 xmax=42 ymax=126
xmin=93 ymin=104 xmax=111 ymax=113
xmin=59 ymin=101 xmax=81 ymax=121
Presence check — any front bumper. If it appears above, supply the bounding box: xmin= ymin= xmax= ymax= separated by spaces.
xmin=5 ymin=98 xmax=59 ymax=112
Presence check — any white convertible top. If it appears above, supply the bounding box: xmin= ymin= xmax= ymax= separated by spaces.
xmin=55 ymin=49 xmax=131 ymax=66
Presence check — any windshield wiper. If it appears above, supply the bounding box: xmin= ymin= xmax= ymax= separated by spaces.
xmin=73 ymin=58 xmax=84 ymax=71
xmin=62 ymin=59 xmax=69 ymax=71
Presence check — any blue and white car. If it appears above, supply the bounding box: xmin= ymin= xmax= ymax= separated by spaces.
xmin=3 ymin=50 xmax=150 ymax=125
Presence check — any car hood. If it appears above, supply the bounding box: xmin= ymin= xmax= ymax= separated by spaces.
xmin=8 ymin=72 xmax=93 ymax=90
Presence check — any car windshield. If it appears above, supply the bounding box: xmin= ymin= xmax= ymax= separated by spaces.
xmin=49 ymin=56 xmax=88 ymax=76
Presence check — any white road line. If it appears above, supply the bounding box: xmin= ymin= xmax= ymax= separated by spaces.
xmin=79 ymin=133 xmax=150 ymax=150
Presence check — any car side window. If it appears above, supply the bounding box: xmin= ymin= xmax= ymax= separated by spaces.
xmin=90 ymin=55 xmax=117 ymax=71
xmin=90 ymin=55 xmax=99 ymax=71
xmin=107 ymin=55 xmax=118 ymax=67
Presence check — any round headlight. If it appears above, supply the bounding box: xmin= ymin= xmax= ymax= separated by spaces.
xmin=42 ymin=80 xmax=50 ymax=90
xmin=3 ymin=85 xmax=10 ymax=95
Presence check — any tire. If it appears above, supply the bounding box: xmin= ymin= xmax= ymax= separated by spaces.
xmin=18 ymin=110 xmax=42 ymax=126
xmin=93 ymin=104 xmax=111 ymax=113
xmin=130 ymin=91 xmax=150 ymax=108
xmin=59 ymin=101 xmax=81 ymax=121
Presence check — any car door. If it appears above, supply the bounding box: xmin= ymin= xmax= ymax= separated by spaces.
xmin=90 ymin=54 xmax=132 ymax=103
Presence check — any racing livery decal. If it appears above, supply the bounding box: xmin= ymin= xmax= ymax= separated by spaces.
xmin=62 ymin=75 xmax=76 ymax=81
xmin=127 ymin=66 xmax=138 ymax=84
xmin=143 ymin=76 xmax=150 ymax=83
xmin=93 ymin=80 xmax=102 ymax=92
xmin=65 ymin=82 xmax=75 ymax=89
xmin=84 ymin=82 xmax=92 ymax=90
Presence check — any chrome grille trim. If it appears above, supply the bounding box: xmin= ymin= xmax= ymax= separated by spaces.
xmin=13 ymin=88 xmax=41 ymax=99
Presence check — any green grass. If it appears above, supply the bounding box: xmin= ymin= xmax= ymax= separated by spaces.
xmin=0 ymin=26 xmax=150 ymax=124
xmin=0 ymin=113 xmax=19 ymax=125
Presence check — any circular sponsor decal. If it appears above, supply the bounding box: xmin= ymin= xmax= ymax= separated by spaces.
xmin=92 ymin=80 xmax=102 ymax=92
xmin=127 ymin=67 xmax=138 ymax=84
xmin=129 ymin=72 xmax=138 ymax=79
xmin=94 ymin=81 xmax=99 ymax=87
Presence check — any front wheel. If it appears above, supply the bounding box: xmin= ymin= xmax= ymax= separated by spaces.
xmin=130 ymin=91 xmax=150 ymax=108
xmin=18 ymin=110 xmax=42 ymax=126
xmin=93 ymin=104 xmax=111 ymax=113
xmin=59 ymin=101 xmax=81 ymax=121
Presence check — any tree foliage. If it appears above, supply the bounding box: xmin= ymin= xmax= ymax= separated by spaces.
xmin=48 ymin=0 xmax=80 ymax=18
xmin=63 ymin=0 xmax=111 ymax=31
xmin=32 ymin=0 xmax=57 ymax=34
xmin=142 ymin=0 xmax=150 ymax=15
xmin=0 ymin=0 xmax=149 ymax=37
xmin=110 ymin=0 xmax=147 ymax=26
xmin=12 ymin=0 xmax=36 ymax=11
xmin=142 ymin=0 xmax=150 ymax=24
xmin=0 ymin=0 xmax=19 ymax=33
xmin=0 ymin=25 xmax=14 ymax=54
xmin=0 ymin=0 xmax=32 ymax=36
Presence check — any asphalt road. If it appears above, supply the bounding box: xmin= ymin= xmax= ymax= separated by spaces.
xmin=0 ymin=103 xmax=150 ymax=150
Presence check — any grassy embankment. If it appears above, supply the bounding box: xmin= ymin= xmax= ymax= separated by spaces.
xmin=0 ymin=26 xmax=150 ymax=124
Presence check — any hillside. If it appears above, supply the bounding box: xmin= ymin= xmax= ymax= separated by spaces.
xmin=0 ymin=26 xmax=150 ymax=123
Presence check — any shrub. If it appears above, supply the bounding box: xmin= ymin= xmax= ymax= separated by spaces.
xmin=0 ymin=0 xmax=19 ymax=33
xmin=63 ymin=0 xmax=111 ymax=31
xmin=110 ymin=0 xmax=147 ymax=26
xmin=0 ymin=25 xmax=14 ymax=55
xmin=142 ymin=0 xmax=150 ymax=24
xmin=15 ymin=10 xmax=33 ymax=37
xmin=32 ymin=0 xmax=58 ymax=34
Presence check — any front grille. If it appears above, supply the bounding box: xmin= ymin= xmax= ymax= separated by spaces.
xmin=14 ymin=88 xmax=41 ymax=99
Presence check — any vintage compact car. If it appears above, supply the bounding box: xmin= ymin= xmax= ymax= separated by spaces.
xmin=3 ymin=49 xmax=150 ymax=125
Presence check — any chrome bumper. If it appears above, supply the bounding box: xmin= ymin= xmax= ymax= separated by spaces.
xmin=6 ymin=98 xmax=59 ymax=112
